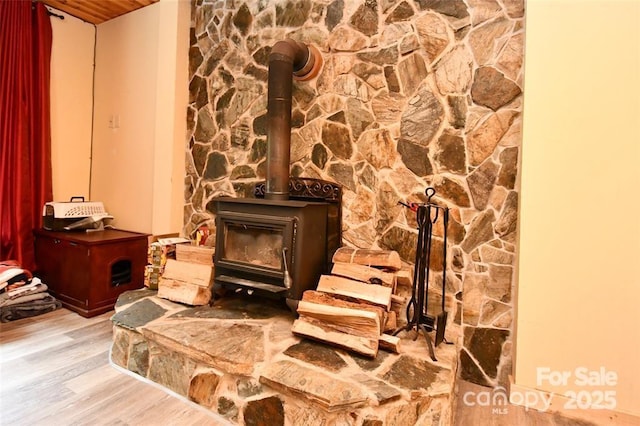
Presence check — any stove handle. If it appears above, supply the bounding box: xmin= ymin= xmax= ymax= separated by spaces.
xmin=282 ymin=247 xmax=292 ymax=289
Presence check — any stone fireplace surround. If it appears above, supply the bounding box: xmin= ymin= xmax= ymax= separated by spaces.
xmin=111 ymin=289 xmax=459 ymax=425
xmin=183 ymin=0 xmax=524 ymax=392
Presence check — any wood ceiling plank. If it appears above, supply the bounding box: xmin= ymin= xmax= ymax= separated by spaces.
xmin=39 ymin=0 xmax=159 ymax=25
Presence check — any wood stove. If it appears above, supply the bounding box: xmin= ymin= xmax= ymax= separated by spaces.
xmin=213 ymin=178 xmax=341 ymax=306
xmin=212 ymin=40 xmax=338 ymax=308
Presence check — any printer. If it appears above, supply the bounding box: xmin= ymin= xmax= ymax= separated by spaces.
xmin=42 ymin=197 xmax=113 ymax=231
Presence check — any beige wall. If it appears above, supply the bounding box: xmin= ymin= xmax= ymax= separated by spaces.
xmin=49 ymin=10 xmax=94 ymax=202
xmin=517 ymin=0 xmax=640 ymax=416
xmin=151 ymin=0 xmax=190 ymax=235
xmin=90 ymin=0 xmax=189 ymax=234
xmin=91 ymin=5 xmax=158 ymax=233
xmin=48 ymin=0 xmax=188 ymax=234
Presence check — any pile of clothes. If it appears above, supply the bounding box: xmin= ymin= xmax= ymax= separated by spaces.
xmin=0 ymin=260 xmax=61 ymax=322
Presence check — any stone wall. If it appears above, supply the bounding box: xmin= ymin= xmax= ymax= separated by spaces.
xmin=184 ymin=0 xmax=524 ymax=389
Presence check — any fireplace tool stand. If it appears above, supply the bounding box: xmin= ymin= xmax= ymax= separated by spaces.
xmin=393 ymin=187 xmax=450 ymax=362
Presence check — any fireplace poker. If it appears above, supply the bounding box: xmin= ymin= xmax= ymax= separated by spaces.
xmin=422 ymin=188 xmax=451 ymax=348
xmin=435 ymin=206 xmax=449 ymax=346
xmin=404 ymin=204 xmax=426 ymax=329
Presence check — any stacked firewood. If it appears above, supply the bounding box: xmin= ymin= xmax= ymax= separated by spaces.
xmin=157 ymin=244 xmax=215 ymax=306
xmin=292 ymin=247 xmax=411 ymax=358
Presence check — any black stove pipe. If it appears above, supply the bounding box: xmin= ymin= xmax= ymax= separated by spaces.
xmin=266 ymin=39 xmax=321 ymax=200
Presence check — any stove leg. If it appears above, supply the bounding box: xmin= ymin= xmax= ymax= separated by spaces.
xmin=286 ymin=298 xmax=299 ymax=315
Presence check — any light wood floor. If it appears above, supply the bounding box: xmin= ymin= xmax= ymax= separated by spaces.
xmin=0 ymin=308 xmax=228 ymax=425
xmin=1 ymin=307 xmax=595 ymax=426
xmin=454 ymin=380 xmax=598 ymax=426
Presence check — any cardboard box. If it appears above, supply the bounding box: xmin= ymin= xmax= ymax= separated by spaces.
xmin=147 ymin=232 xmax=180 ymax=246
xmin=146 ymin=234 xmax=190 ymax=268
xmin=144 ymin=265 xmax=163 ymax=290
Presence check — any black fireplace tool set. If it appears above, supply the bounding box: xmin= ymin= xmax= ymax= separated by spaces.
xmin=394 ymin=187 xmax=451 ymax=361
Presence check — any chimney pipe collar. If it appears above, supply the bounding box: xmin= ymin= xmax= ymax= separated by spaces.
xmin=293 ymin=44 xmax=323 ymax=81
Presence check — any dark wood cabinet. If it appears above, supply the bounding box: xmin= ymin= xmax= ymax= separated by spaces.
xmin=33 ymin=229 xmax=148 ymax=317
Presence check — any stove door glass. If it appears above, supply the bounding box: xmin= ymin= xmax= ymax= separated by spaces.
xmin=224 ymin=223 xmax=283 ymax=269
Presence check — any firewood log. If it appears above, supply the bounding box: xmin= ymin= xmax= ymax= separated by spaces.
xmin=157 ymin=279 xmax=212 ymax=306
xmin=292 ymin=317 xmax=378 ymax=358
xmin=331 ymin=247 xmax=402 ymax=271
xmin=162 ymin=259 xmax=213 ymax=287
xmin=379 ymin=334 xmax=401 ymax=353
xmin=302 ymin=291 xmax=386 ymax=331
xmin=296 ymin=301 xmax=381 ymax=339
xmin=316 ymin=275 xmax=392 ymax=310
xmin=331 ymin=262 xmax=396 ymax=291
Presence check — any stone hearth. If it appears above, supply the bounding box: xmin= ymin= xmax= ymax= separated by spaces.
xmin=110 ymin=289 xmax=458 ymax=425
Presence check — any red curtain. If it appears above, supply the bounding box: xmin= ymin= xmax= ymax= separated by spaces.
xmin=0 ymin=2 xmax=53 ymax=271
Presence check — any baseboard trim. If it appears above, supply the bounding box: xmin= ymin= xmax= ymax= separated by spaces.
xmin=508 ymin=376 xmax=640 ymax=426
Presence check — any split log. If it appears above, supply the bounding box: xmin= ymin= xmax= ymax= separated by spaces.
xmin=302 ymin=291 xmax=386 ymax=332
xmin=390 ymin=295 xmax=408 ymax=328
xmin=332 ymin=247 xmax=402 ymax=271
xmin=391 ymin=294 xmax=406 ymax=306
xmin=379 ymin=334 xmax=401 ymax=353
xmin=390 ymin=295 xmax=408 ymax=325
xmin=162 ymin=259 xmax=213 ymax=287
xmin=383 ymin=310 xmax=397 ymax=332
xmin=175 ymin=244 xmax=214 ymax=266
xmin=292 ymin=317 xmax=378 ymax=358
xmin=316 ymin=275 xmax=392 ymax=310
xmin=157 ymin=278 xmax=212 ymax=306
xmin=296 ymin=301 xmax=381 ymax=339
xmin=331 ymin=262 xmax=396 ymax=290
xmin=394 ymin=268 xmax=413 ymax=288
xmin=157 ymin=259 xmax=214 ymax=305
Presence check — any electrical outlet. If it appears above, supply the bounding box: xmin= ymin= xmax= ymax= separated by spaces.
xmin=108 ymin=114 xmax=120 ymax=129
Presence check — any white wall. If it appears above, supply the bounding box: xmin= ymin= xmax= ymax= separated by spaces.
xmin=517 ymin=0 xmax=640 ymax=416
xmin=49 ymin=10 xmax=94 ymax=202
